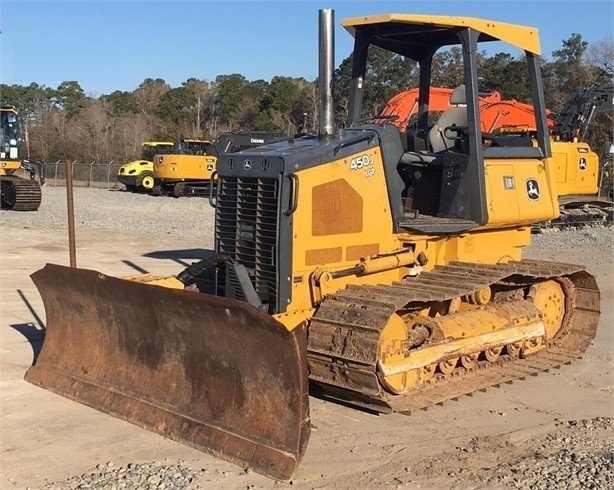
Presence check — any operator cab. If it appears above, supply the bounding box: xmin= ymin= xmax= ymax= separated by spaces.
xmin=343 ymin=15 xmax=552 ymax=233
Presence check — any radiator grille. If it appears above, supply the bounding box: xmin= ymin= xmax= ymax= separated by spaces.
xmin=215 ymin=176 xmax=280 ymax=310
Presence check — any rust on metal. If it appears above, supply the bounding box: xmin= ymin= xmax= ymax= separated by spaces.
xmin=65 ymin=160 xmax=77 ymax=268
xmin=25 ymin=264 xmax=310 ymax=480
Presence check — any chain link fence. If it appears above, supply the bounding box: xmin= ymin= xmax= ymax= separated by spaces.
xmin=15 ymin=161 xmax=125 ymax=189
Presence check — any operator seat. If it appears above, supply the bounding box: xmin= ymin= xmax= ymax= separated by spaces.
xmin=429 ymin=85 xmax=468 ymax=153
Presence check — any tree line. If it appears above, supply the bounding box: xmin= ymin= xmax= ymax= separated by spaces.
xmin=1 ymin=33 xmax=612 ymax=165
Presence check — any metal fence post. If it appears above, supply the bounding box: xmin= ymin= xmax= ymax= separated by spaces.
xmin=88 ymin=161 xmax=94 ymax=187
xmin=107 ymin=161 xmax=113 ymax=189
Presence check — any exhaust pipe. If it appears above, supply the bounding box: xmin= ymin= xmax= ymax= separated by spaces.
xmin=318 ymin=9 xmax=335 ymax=139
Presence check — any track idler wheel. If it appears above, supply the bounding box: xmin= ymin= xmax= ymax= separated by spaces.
xmin=528 ymin=280 xmax=567 ymax=340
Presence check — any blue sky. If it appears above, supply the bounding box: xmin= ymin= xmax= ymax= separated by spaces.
xmin=1 ymin=0 xmax=612 ymax=96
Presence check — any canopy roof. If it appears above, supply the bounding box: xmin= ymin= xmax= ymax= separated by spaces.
xmin=342 ymin=14 xmax=541 ymax=57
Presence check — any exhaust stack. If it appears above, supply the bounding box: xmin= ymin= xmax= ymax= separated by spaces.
xmin=318 ymin=9 xmax=335 ymax=139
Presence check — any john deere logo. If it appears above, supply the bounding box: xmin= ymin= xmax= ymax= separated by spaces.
xmin=243 ymin=160 xmax=252 ymax=171
xmin=526 ymin=179 xmax=540 ymax=201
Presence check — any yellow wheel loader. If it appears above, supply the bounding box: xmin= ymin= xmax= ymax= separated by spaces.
xmin=1 ymin=106 xmax=42 ymax=211
xmin=116 ymin=141 xmax=174 ymax=192
xmin=26 ymin=11 xmax=601 ymax=480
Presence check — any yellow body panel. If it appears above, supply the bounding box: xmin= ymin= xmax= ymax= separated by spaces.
xmin=277 ymin=147 xmax=536 ymax=331
xmin=483 ymin=157 xmax=560 ymax=226
xmin=551 ymin=141 xmax=600 ymax=196
xmin=118 ymin=160 xmax=153 ymax=176
xmin=0 ymin=160 xmax=21 ymax=175
xmin=153 ymin=154 xmax=217 ymax=181
xmin=342 ymin=14 xmax=540 ymax=55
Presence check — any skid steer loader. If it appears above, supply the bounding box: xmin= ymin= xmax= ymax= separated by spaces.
xmin=25 ymin=10 xmax=601 ymax=480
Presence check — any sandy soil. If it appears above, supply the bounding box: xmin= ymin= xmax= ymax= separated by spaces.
xmin=1 ymin=203 xmax=612 ymax=489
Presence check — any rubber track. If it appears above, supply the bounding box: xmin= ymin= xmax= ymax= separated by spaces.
xmin=1 ymin=175 xmax=42 ymax=211
xmin=307 ymin=259 xmax=600 ymax=413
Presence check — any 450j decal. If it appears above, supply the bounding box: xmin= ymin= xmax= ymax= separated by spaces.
xmin=349 ymin=154 xmax=376 ymax=178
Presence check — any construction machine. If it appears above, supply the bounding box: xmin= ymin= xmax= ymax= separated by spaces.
xmin=381 ymin=86 xmax=553 ymax=134
xmin=151 ymin=137 xmax=214 ymax=196
xmin=541 ymin=82 xmax=614 ymax=229
xmin=153 ymin=131 xmax=286 ymax=197
xmin=25 ymin=11 xmax=601 ymax=481
xmin=0 ymin=106 xmax=42 ymax=211
xmin=116 ymin=141 xmax=175 ymax=192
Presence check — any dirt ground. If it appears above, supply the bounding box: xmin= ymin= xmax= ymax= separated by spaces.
xmin=1 ymin=215 xmax=612 ymax=489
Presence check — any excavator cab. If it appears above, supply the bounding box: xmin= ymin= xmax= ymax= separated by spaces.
xmin=25 ymin=10 xmax=600 ymax=481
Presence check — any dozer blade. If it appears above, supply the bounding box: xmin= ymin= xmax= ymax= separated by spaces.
xmin=24 ymin=264 xmax=310 ymax=480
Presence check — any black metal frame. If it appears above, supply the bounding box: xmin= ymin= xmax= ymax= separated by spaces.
xmin=346 ymin=22 xmax=552 ymax=227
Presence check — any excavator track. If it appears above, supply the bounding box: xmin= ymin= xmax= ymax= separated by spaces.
xmin=307 ymin=259 xmax=600 ymax=413
xmin=533 ymin=199 xmax=613 ymax=232
xmin=1 ymin=175 xmax=42 ymax=211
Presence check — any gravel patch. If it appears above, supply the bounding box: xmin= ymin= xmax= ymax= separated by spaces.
xmin=487 ymin=417 xmax=614 ymax=490
xmin=528 ymin=226 xmax=614 ymax=251
xmin=40 ymin=460 xmax=207 ymax=490
xmin=0 ymin=186 xmax=216 ymax=240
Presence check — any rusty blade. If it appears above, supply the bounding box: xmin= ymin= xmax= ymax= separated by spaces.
xmin=25 ymin=264 xmax=310 ymax=480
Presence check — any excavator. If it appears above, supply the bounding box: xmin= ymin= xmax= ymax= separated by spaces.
xmin=1 ymin=106 xmax=42 ymax=211
xmin=116 ymin=141 xmax=175 ymax=192
xmin=544 ymin=82 xmax=613 ymax=229
xmin=25 ymin=11 xmax=601 ymax=480
xmin=152 ymin=131 xmax=287 ymax=197
xmin=381 ymin=86 xmax=553 ymax=134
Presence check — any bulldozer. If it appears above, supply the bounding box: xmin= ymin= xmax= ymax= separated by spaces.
xmin=1 ymin=106 xmax=42 ymax=211
xmin=152 ymin=131 xmax=287 ymax=197
xmin=116 ymin=140 xmax=175 ymax=192
xmin=25 ymin=10 xmax=601 ymax=481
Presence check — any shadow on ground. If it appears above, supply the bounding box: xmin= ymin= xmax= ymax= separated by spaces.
xmin=10 ymin=289 xmax=46 ymax=364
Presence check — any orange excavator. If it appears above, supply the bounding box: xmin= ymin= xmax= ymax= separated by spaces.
xmin=380 ymin=87 xmax=553 ymax=134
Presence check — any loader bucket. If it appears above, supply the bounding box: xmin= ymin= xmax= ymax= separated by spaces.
xmin=24 ymin=264 xmax=310 ymax=480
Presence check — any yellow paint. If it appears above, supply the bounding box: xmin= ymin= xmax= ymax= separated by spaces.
xmin=123 ymin=273 xmax=185 ymax=290
xmin=154 ymin=154 xmax=217 ymax=181
xmin=551 ymin=141 xmax=599 ymax=196
xmin=342 ymin=14 xmax=541 ymax=55
xmin=484 ymin=157 xmax=559 ymax=226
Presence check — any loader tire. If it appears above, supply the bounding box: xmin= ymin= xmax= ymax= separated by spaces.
xmin=138 ymin=171 xmax=155 ymax=191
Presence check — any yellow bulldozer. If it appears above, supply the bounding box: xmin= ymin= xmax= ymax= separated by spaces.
xmin=1 ymin=106 xmax=43 ymax=211
xmin=25 ymin=10 xmax=601 ymax=480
